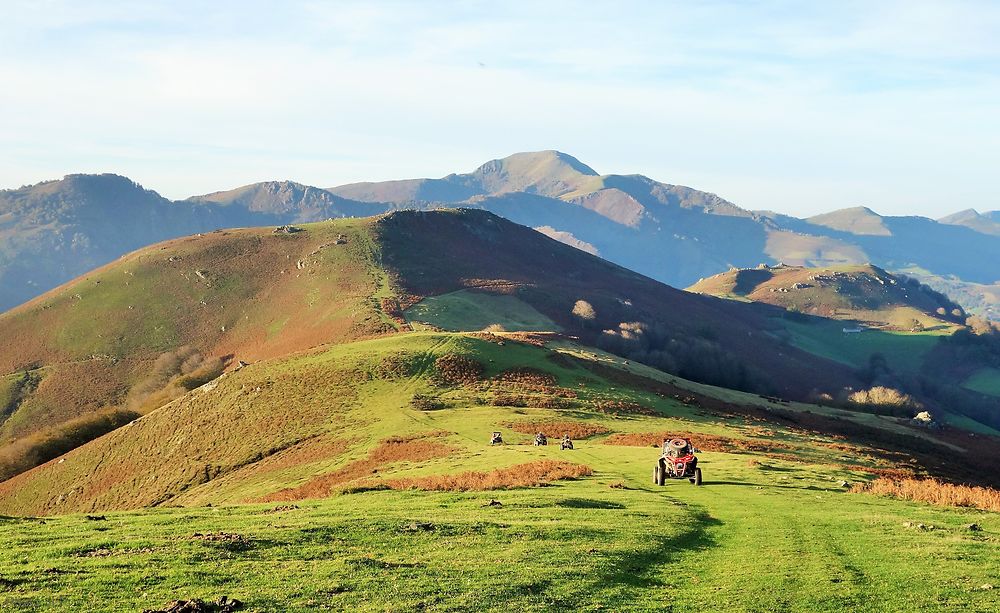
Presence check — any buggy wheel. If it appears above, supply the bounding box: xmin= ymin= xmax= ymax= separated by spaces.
xmin=656 ymin=461 xmax=666 ymax=486
xmin=693 ymin=468 xmax=702 ymax=486
xmin=653 ymin=465 xmax=659 ymax=484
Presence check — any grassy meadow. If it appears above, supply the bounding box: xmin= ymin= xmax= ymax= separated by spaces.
xmin=1 ymin=332 xmax=999 ymax=611
xmin=1 ymin=449 xmax=998 ymax=612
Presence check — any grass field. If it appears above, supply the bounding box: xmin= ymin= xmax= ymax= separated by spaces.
xmin=404 ymin=290 xmax=559 ymax=332
xmin=1 ymin=449 xmax=998 ymax=612
xmin=780 ymin=319 xmax=942 ymax=372
xmin=1 ymin=331 xmax=999 ymax=610
xmin=963 ymin=368 xmax=1000 ymax=397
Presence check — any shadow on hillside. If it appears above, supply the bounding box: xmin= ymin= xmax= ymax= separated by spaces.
xmin=554 ymin=498 xmax=626 ymax=510
xmin=583 ymin=507 xmax=722 ymax=607
xmin=702 ymin=481 xmax=842 ymax=493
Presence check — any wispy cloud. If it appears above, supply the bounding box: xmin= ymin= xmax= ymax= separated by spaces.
xmin=1 ymin=0 xmax=997 ymax=216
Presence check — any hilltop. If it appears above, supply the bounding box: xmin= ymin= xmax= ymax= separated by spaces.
xmin=940 ymin=209 xmax=1000 ymax=237
xmin=0 ymin=209 xmax=867 ymax=482
xmin=0 ymin=175 xmax=387 ymax=312
xmin=689 ymin=263 xmax=965 ymax=329
xmin=6 ymin=151 xmax=999 ymax=320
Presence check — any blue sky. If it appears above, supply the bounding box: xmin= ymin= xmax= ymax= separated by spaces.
xmin=1 ymin=0 xmax=997 ymax=217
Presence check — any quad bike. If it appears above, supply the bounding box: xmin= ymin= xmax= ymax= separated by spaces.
xmin=653 ymin=438 xmax=702 ymax=486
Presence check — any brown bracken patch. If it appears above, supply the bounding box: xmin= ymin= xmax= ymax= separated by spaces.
xmin=590 ymin=399 xmax=657 ymax=416
xmin=384 ymin=460 xmax=592 ymax=491
xmin=505 ymin=421 xmax=611 ymax=440
xmin=493 ymin=367 xmax=557 ymax=387
xmin=432 ymin=354 xmax=485 ymax=385
xmin=853 ymin=478 xmax=1000 ymax=512
xmin=257 ymin=434 xmax=455 ymax=502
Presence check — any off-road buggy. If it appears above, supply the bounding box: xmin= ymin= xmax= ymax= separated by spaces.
xmin=653 ymin=438 xmax=702 ymax=486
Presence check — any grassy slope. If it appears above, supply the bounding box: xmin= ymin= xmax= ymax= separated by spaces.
xmin=0 ymin=219 xmax=394 ymax=446
xmin=964 ymin=368 xmax=1000 ymax=397
xmin=1 ymin=434 xmax=998 ymax=610
xmin=404 ymin=290 xmax=559 ymax=332
xmin=779 ymin=320 xmax=943 ymax=372
xmin=689 ymin=264 xmax=963 ymax=373
xmin=1 ymin=332 xmax=999 ymax=609
xmin=688 ymin=264 xmax=960 ymax=327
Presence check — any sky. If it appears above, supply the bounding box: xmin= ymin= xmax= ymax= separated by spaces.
xmin=1 ymin=0 xmax=998 ymax=218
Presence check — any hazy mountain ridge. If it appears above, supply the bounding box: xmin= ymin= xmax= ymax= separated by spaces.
xmin=2 ymin=151 xmax=999 ymax=320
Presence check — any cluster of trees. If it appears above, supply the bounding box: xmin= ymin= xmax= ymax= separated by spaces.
xmin=846 ymin=386 xmax=922 ymax=416
xmin=127 ymin=346 xmax=225 ymax=413
xmin=0 ymin=407 xmax=139 ymax=481
xmin=594 ymin=320 xmax=770 ymax=393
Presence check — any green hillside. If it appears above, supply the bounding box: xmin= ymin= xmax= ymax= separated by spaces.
xmin=1 ymin=331 xmax=999 ymax=610
xmin=688 ymin=263 xmax=964 ymax=329
xmin=3 ymin=210 xmax=1000 ymax=610
xmin=1 ymin=210 xmax=878 ymax=483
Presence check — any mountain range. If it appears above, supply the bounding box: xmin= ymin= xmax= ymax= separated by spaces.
xmin=2 ymin=151 xmax=998 ymax=319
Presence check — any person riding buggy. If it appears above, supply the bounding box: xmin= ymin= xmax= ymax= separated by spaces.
xmin=490 ymin=431 xmax=504 ymax=445
xmin=561 ymin=434 xmax=574 ymax=450
xmin=534 ymin=432 xmax=548 ymax=446
xmin=653 ymin=437 xmax=702 ymax=486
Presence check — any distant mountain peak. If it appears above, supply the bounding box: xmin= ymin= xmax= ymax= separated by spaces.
xmin=939 ymin=207 xmax=1000 ymax=236
xmin=479 ymin=150 xmax=599 ymax=177
xmin=807 ymin=205 xmax=891 ymax=236
xmin=454 ymin=150 xmax=599 ymax=197
xmin=940 ymin=208 xmax=982 ymax=222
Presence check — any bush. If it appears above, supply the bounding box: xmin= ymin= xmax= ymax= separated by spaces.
xmin=0 ymin=408 xmax=140 ymax=481
xmin=432 ymin=354 xmax=485 ymax=386
xmin=846 ymin=386 xmax=921 ymax=416
xmin=410 ymin=393 xmax=445 ymax=411
xmin=572 ymin=300 xmax=596 ymax=321
xmin=127 ymin=346 xmax=224 ymax=413
xmin=853 ymin=478 xmax=1000 ymax=512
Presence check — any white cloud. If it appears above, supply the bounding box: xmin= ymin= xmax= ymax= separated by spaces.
xmin=1 ymin=1 xmax=998 ymax=216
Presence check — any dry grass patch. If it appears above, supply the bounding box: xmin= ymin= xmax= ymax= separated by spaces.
xmin=493 ymin=367 xmax=557 ymax=387
xmin=590 ymin=399 xmax=656 ymax=416
xmin=604 ymin=430 xmax=791 ymax=453
xmin=852 ymin=478 xmax=1000 ymax=512
xmin=505 ymin=420 xmax=611 ymax=440
xmin=258 ymin=434 xmax=455 ymax=502
xmin=433 ymin=354 xmax=485 ymax=385
xmin=373 ymin=352 xmax=420 ymax=379
xmin=384 ymin=460 xmax=592 ymax=491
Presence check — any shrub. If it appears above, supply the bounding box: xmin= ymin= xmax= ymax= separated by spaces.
xmin=410 ymin=393 xmax=445 ymax=411
xmin=572 ymin=300 xmax=596 ymax=321
xmin=853 ymin=478 xmax=1000 ymax=512
xmin=0 ymin=408 xmax=140 ymax=481
xmin=374 ymin=353 xmax=420 ymax=379
xmin=505 ymin=421 xmax=611 ymax=439
xmin=432 ymin=354 xmax=485 ymax=385
xmin=846 ymin=386 xmax=922 ymax=415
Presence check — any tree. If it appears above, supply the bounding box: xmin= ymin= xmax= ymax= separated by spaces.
xmin=572 ymin=300 xmax=596 ymax=321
